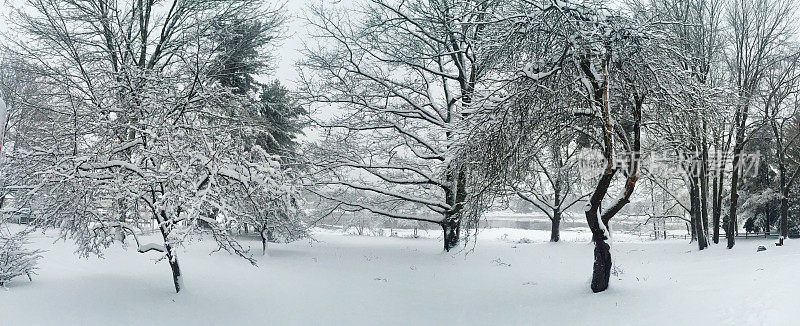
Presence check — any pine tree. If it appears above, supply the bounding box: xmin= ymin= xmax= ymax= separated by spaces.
xmin=255 ymin=80 xmax=306 ymax=156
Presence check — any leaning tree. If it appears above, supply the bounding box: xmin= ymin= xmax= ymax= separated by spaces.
xmin=459 ymin=0 xmax=695 ymax=292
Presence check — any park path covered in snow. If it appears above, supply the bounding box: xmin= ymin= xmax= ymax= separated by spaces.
xmin=1 ymin=227 xmax=797 ymax=325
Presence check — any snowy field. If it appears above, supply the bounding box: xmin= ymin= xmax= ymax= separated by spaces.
xmin=1 ymin=225 xmax=798 ymax=326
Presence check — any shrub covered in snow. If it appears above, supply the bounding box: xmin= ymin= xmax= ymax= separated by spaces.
xmin=0 ymin=229 xmax=43 ymax=286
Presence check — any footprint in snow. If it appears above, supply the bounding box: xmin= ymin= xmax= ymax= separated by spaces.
xmin=491 ymin=258 xmax=511 ymax=267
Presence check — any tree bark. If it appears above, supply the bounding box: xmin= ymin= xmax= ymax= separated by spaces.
xmin=591 ymin=234 xmax=612 ymax=293
xmin=442 ymin=166 xmax=466 ymax=252
xmin=550 ymin=211 xmax=561 ymax=242
xmin=780 ymin=188 xmax=789 ymax=238
xmin=691 ymin=177 xmax=707 ymax=249
xmin=727 ymin=151 xmax=741 ymax=249
xmin=773 ymin=121 xmax=791 ymax=239
xmin=165 ymin=245 xmax=182 ymax=294
xmin=441 ymin=219 xmax=460 ymax=252
xmin=712 ymin=168 xmax=722 ymax=244
xmin=158 ymin=210 xmax=183 ymax=293
xmin=585 ymin=170 xmax=615 ymax=293
xmin=700 ymin=147 xmax=710 ymax=244
xmin=727 ymin=99 xmax=749 ymax=249
xmin=260 ymin=228 xmax=268 ymax=256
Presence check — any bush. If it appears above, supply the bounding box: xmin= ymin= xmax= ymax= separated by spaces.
xmin=744 ymin=217 xmax=760 ymax=234
xmin=1 ymin=230 xmax=43 ymax=286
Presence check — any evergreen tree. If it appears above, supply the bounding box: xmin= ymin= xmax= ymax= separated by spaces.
xmin=211 ymin=15 xmax=282 ymax=95
xmin=209 ymin=11 xmax=305 ymax=157
xmin=255 ymin=80 xmax=306 ymax=156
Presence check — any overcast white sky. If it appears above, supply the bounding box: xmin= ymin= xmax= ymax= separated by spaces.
xmin=270 ymin=0 xmax=309 ymax=87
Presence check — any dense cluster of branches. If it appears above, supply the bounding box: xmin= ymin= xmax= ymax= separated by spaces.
xmin=301 ymin=0 xmax=800 ymax=293
xmin=0 ymin=0 xmax=307 ymax=293
xmin=0 ymin=228 xmax=44 ymax=286
xmin=2 ymin=0 xmax=799 ymax=295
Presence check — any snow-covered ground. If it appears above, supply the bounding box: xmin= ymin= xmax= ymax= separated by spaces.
xmin=1 ymin=225 xmax=797 ymax=325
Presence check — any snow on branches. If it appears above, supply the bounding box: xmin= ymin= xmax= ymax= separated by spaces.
xmin=0 ymin=229 xmax=43 ymax=286
xmin=2 ymin=0 xmax=306 ymax=293
xmin=300 ymin=0 xmax=501 ymax=251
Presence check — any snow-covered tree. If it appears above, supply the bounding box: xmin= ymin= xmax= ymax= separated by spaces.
xmin=511 ymin=133 xmax=590 ymax=242
xmin=723 ymin=0 xmax=797 ymax=249
xmin=0 ymin=228 xmax=43 ymax=287
xmin=458 ymin=0 xmax=697 ymax=292
xmin=630 ymin=0 xmax=730 ymax=248
xmin=0 ymin=59 xmax=42 ymax=288
xmin=3 ymin=0 xmax=305 ymax=293
xmin=300 ymin=0 xmax=503 ymax=251
xmin=760 ymin=51 xmax=800 ymax=241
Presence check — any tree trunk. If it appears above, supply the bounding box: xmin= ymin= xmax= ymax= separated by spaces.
xmin=727 ymin=101 xmax=749 ymax=249
xmin=158 ymin=210 xmax=183 ymax=293
xmin=765 ymin=207 xmax=772 ymax=234
xmin=550 ymin=211 xmax=561 ymax=242
xmin=700 ymin=150 xmax=710 ymax=243
xmin=442 ymin=219 xmax=460 ymax=252
xmin=441 ymin=165 xmax=466 ymax=252
xmin=581 ymin=55 xmax=641 ymax=293
xmin=260 ymin=229 xmax=268 ymax=256
xmin=712 ymin=168 xmax=722 ymax=244
xmin=770 ymin=116 xmax=789 ymax=239
xmin=780 ymin=189 xmax=789 ymax=238
xmin=691 ymin=178 xmax=707 ymax=250
xmin=585 ymin=169 xmax=615 ymax=293
xmin=727 ymin=153 xmax=741 ymax=249
xmin=689 ymin=179 xmax=697 ymax=243
xmin=165 ymin=245 xmax=182 ymax=294
xmin=591 ymin=234 xmax=612 ymax=293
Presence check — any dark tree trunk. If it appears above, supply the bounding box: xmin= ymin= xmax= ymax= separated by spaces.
xmin=158 ymin=210 xmax=183 ymax=293
xmin=591 ymin=234 xmax=612 ymax=293
xmin=586 ymin=172 xmax=614 ymax=293
xmin=585 ymin=169 xmax=616 ymax=293
xmin=700 ymin=150 xmax=710 ymax=243
xmin=712 ymin=169 xmax=722 ymax=244
xmin=580 ymin=55 xmax=641 ymax=293
xmin=165 ymin=245 xmax=182 ymax=293
xmin=770 ymin=116 xmax=793 ymax=239
xmin=442 ymin=219 xmax=460 ymax=252
xmin=441 ymin=165 xmax=467 ymax=252
xmin=260 ymin=228 xmax=268 ymax=256
xmin=550 ymin=211 xmax=561 ymax=242
xmin=728 ymin=153 xmax=741 ymax=249
xmin=780 ymin=190 xmax=789 ymax=238
xmin=727 ymin=101 xmax=749 ymax=249
xmin=691 ymin=178 xmax=707 ymax=249
xmin=765 ymin=208 xmax=772 ymax=234
xmin=689 ymin=180 xmax=697 ymax=242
